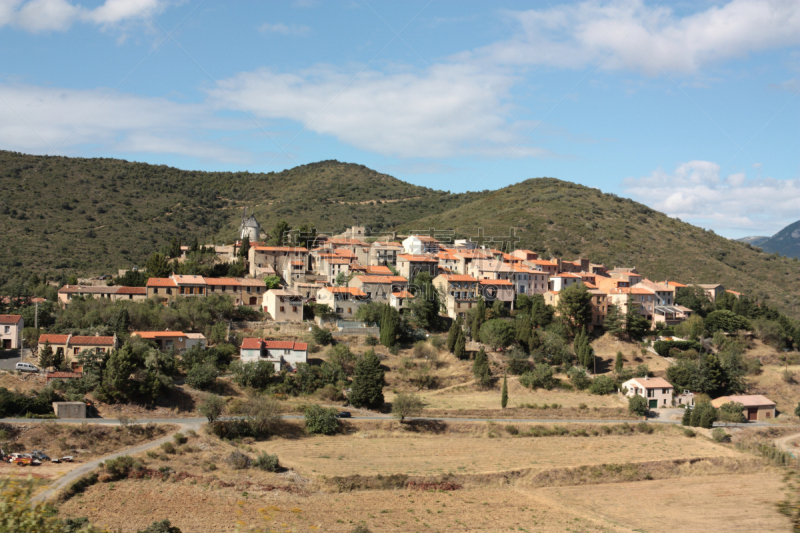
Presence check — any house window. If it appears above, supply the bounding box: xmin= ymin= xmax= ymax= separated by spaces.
xmin=74 ymin=347 xmax=79 ymax=355
xmin=280 ymin=306 xmax=285 ymax=312
xmin=647 ymin=389 xmax=654 ymax=398
xmin=3 ymin=326 xmax=8 ymax=334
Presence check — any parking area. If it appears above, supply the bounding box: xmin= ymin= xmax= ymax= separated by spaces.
xmin=0 ymin=348 xmax=25 ymax=371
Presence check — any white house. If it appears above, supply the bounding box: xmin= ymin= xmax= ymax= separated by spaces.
xmin=402 ymin=235 xmax=440 ymax=255
xmin=622 ymin=377 xmax=674 ymax=409
xmin=0 ymin=315 xmax=23 ymax=350
xmin=240 ymin=338 xmax=308 ymax=372
xmin=549 ymin=273 xmax=583 ymax=292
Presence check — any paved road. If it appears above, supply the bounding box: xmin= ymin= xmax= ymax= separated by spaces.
xmin=0 ymin=348 xmax=23 ymax=371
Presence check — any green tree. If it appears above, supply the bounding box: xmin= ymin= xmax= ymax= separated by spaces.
xmin=479 ymin=319 xmax=515 ymax=350
xmin=304 ymin=405 xmax=340 ymax=435
xmin=675 ymin=286 xmax=713 ymax=317
xmin=209 ymin=322 xmax=227 ymax=345
xmin=556 ymin=283 xmax=593 ymax=338
xmin=185 ymin=363 xmax=217 ymax=390
xmin=349 ymin=350 xmax=385 ymax=409
xmin=198 ymin=393 xmax=225 ymax=422
xmin=625 ymin=297 xmax=650 ymax=341
xmin=379 ymin=304 xmax=400 ymax=347
xmin=38 ymin=341 xmax=54 ymax=369
xmin=589 ymin=375 xmax=616 ymax=395
xmin=568 ymin=366 xmax=590 ymax=390
xmin=239 ymin=235 xmax=250 ymax=259
xmin=446 ymin=317 xmax=461 ymax=353
xmin=628 ymin=395 xmax=649 ymax=416
xmin=573 ymin=328 xmax=594 ymax=369
xmin=718 ymin=402 xmax=746 ymax=424
xmin=470 ymin=297 xmax=486 ymax=340
xmin=311 ymin=325 xmax=333 ymax=346
xmin=263 ymin=275 xmax=282 ymax=290
xmin=530 ymin=294 xmax=553 ymax=328
xmin=604 ymin=303 xmax=624 ymax=337
xmin=705 ymin=310 xmax=751 ymax=333
xmin=614 ymin=351 xmax=624 ymax=373
xmin=230 ymin=361 xmax=274 ymax=389
xmin=409 ymin=272 xmax=441 ymax=330
xmin=145 ymin=252 xmax=172 ymax=279
xmin=392 ymin=392 xmax=424 ymax=422
xmin=268 ymin=220 xmax=291 ymax=246
xmin=472 ymin=346 xmax=491 ymax=388
xmin=674 ymin=313 xmax=705 ymax=340
xmin=98 ymin=343 xmax=139 ymax=402
xmin=453 ymin=328 xmax=466 ymax=360
xmin=490 ymin=298 xmax=507 ymax=319
xmin=500 ymin=373 xmax=508 ymax=409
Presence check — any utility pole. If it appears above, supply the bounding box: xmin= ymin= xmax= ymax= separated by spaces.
xmin=34 ymin=302 xmax=38 ymax=330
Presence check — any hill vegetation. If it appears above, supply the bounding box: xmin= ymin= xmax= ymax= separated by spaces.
xmin=2 ymin=150 xmax=799 ymax=316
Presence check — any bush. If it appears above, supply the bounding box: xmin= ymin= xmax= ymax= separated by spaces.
xmin=684 ymin=428 xmax=696 ymax=437
xmin=311 ymin=325 xmax=334 ymax=346
xmin=364 ymin=334 xmax=379 ymax=346
xmin=185 ymin=363 xmax=217 ymax=391
xmin=391 ymin=392 xmax=424 ymax=422
xmin=304 ymin=405 xmax=340 ymax=435
xmin=684 ymin=402 xmax=718 ymax=428
xmin=226 ymin=451 xmax=252 ymax=470
xmin=628 ymin=395 xmax=648 ymax=416
xmin=430 ymin=336 xmax=445 ymax=350
xmin=253 ymin=452 xmax=280 ymax=472
xmin=137 ymin=520 xmax=182 ymax=533
xmin=506 ymin=348 xmax=532 ymax=375
xmin=718 ymin=402 xmax=746 ymax=424
xmin=519 ymin=364 xmax=556 ymax=390
xmin=103 ymin=455 xmax=139 ymax=479
xmin=316 ymin=383 xmax=344 ymax=402
xmin=161 ymin=442 xmax=175 ymax=454
xmin=198 ymin=394 xmax=225 ymax=423
xmin=653 ymin=340 xmax=702 ymax=357
xmin=567 ymin=367 xmax=590 ymax=390
xmin=230 ymin=360 xmax=274 ymax=389
xmin=711 ymin=428 xmax=728 ymax=442
xmin=589 ymin=375 xmax=616 ymax=395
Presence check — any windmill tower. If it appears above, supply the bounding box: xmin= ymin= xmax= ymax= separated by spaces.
xmin=239 ymin=208 xmax=261 ymax=241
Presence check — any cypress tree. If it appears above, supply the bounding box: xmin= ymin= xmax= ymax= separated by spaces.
xmin=446 ymin=317 xmax=460 ymax=353
xmin=472 ymin=297 xmax=486 ymax=341
xmin=615 ymin=351 xmax=624 ymax=373
xmin=473 ymin=346 xmax=491 ymax=388
xmin=501 ymin=373 xmax=508 ymax=409
xmin=454 ymin=328 xmax=466 ymax=360
xmin=380 ymin=305 xmax=399 ymax=347
xmin=682 ymin=406 xmax=692 ymax=426
xmin=39 ymin=341 xmax=54 ymax=369
xmin=349 ymin=350 xmax=386 ymax=409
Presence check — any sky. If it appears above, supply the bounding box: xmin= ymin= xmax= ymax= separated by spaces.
xmin=0 ymin=0 xmax=798 ymax=239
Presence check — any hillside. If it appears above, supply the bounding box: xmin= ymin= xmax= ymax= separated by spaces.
xmin=736 ymin=235 xmax=770 ymax=246
xmin=749 ymin=220 xmax=800 ymax=259
xmin=402 ymin=178 xmax=800 ymax=315
xmin=1 ymin=151 xmax=799 ymax=316
xmin=0 ymin=151 xmax=483 ymax=285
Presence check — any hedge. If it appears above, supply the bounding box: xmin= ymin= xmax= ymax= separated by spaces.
xmin=653 ymin=340 xmax=702 ymax=357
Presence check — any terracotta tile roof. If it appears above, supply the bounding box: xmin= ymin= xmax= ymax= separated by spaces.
xmin=38 ymin=334 xmax=70 ymax=344
xmin=263 ymin=340 xmax=308 ymax=350
xmin=240 ymin=338 xmax=263 ymax=350
xmin=392 ymin=290 xmax=415 ymax=298
xmin=253 ymin=246 xmax=308 ymax=252
xmin=325 ymin=287 xmax=368 ymax=297
xmin=552 ymin=272 xmax=583 ymax=278
xmin=203 ymin=278 xmax=241 ymax=286
xmin=371 ymin=241 xmax=403 ymax=247
xmin=69 ymin=335 xmax=115 ymax=346
xmin=365 ymin=265 xmax=394 ymax=275
xmin=529 ymin=259 xmax=557 ymax=266
xmin=0 ymin=315 xmax=23 ymax=325
xmin=627 ymin=377 xmax=673 ymax=389
xmin=146 ymin=278 xmax=177 ymax=288
xmin=439 ymin=274 xmax=477 ymax=282
xmin=58 ymin=285 xmax=118 ymax=294
xmin=409 ymin=235 xmax=440 ymax=243
xmin=173 ymin=275 xmax=206 ymax=285
xmin=116 ymin=287 xmax=146 ymax=295
xmin=237 ymin=278 xmax=266 ymax=287
xmin=479 ymin=279 xmax=514 ymax=286
xmin=133 ymin=331 xmax=186 ymax=339
xmin=397 ymin=254 xmax=437 ymax=262
xmin=355 ymin=275 xmax=407 ymax=284
xmin=326 ymin=258 xmax=351 ymax=264
xmin=711 ymin=395 xmax=776 ymax=408
xmin=666 ymin=281 xmax=688 ymax=288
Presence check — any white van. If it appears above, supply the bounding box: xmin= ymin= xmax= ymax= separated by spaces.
xmin=15 ymin=362 xmax=39 ymax=373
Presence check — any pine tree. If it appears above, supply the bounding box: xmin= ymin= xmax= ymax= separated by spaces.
xmin=473 ymin=347 xmax=491 ymax=388
xmin=38 ymin=341 xmax=54 ymax=369
xmin=52 ymin=346 xmax=64 ymax=371
xmin=446 ymin=317 xmax=460 ymax=353
xmin=349 ymin=350 xmax=386 ymax=409
xmin=239 ymin=235 xmax=251 ymax=259
xmin=454 ymin=328 xmax=466 ymax=360
xmin=501 ymin=373 xmax=508 ymax=409
xmin=615 ymin=351 xmax=624 ymax=373
xmin=605 ymin=303 xmax=623 ymax=337
xmin=471 ymin=297 xmax=486 ymax=341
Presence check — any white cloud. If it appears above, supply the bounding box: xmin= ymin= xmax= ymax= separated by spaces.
xmin=478 ymin=0 xmax=800 ymax=75
xmin=0 ymin=83 xmax=251 ymax=163
xmin=258 ymin=22 xmax=310 ymax=36
xmin=207 ymin=63 xmax=553 ymax=159
xmin=0 ymin=0 xmax=169 ymax=32
xmin=624 ymin=160 xmax=800 ymax=236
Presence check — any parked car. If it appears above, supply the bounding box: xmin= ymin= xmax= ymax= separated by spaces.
xmin=336 ymin=411 xmax=352 ymax=418
xmin=30 ymin=450 xmax=50 ymax=462
xmin=10 ymin=454 xmax=40 ymax=466
xmin=15 ymin=362 xmax=39 ymax=373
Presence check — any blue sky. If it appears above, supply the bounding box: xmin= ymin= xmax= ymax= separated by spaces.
xmin=0 ymin=0 xmax=798 ymax=238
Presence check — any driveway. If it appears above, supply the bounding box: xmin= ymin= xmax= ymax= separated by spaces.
xmin=0 ymin=348 xmax=22 ymax=371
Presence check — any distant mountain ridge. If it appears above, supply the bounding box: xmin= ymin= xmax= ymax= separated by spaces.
xmin=736 ymin=235 xmax=770 ymax=246
xmin=1 ymin=150 xmax=800 ymax=316
xmin=752 ymin=220 xmax=800 ymax=258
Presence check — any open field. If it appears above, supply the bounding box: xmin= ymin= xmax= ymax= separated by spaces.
xmin=263 ymin=427 xmax=737 ymax=478
xmin=747 ymin=364 xmax=800 ymax=416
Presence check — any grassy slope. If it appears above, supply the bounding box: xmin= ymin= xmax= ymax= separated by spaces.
xmin=401 ymin=178 xmax=800 ymax=314
xmin=0 ymin=151 xmax=483 ymax=284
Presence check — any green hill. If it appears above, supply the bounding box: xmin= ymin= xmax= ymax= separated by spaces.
xmin=1 ymin=151 xmax=798 ymax=316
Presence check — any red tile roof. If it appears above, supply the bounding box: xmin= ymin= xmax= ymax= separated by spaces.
xmin=116 ymin=287 xmax=147 ymax=294
xmin=355 ymin=275 xmax=407 ymax=284
xmin=325 ymin=287 xmax=368 ymax=297
xmin=439 ymin=274 xmax=477 ymax=282
xmin=397 ymin=254 xmax=437 ymax=262
xmin=365 ymin=265 xmax=394 ymax=275
xmin=146 ymin=278 xmax=177 ymax=287
xmin=392 ymin=290 xmax=415 ymax=298
xmin=133 ymin=331 xmax=187 ymax=339
xmin=204 ymin=278 xmax=241 ymax=286
xmin=0 ymin=315 xmax=22 ymax=325
xmin=479 ymin=279 xmax=514 ymax=286
xmin=70 ymin=336 xmax=115 ymax=346
xmin=253 ymin=246 xmax=308 ymax=252
xmin=628 ymin=377 xmax=673 ymax=389
xmin=263 ymin=340 xmax=308 ymax=350
xmin=39 ymin=334 xmax=70 ymax=344
xmin=240 ymin=338 xmax=263 ymax=350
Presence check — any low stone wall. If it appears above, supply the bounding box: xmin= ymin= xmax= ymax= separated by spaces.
xmin=332 ymin=327 xmax=379 ymax=337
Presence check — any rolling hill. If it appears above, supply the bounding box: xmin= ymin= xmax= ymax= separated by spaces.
xmin=1 ymin=151 xmax=799 ymax=316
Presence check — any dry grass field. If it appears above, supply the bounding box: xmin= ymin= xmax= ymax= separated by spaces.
xmin=746 ymin=364 xmax=800 ymax=416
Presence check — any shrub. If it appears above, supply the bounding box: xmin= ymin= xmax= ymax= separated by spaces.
xmin=316 ymin=383 xmax=344 ymax=402
xmin=684 ymin=428 xmax=696 ymax=437
xmin=653 ymin=340 xmax=702 ymax=357
xmin=589 ymin=375 xmax=616 ymax=395
xmin=634 ymin=364 xmax=650 ymax=378
xmin=628 ymin=395 xmax=648 ymax=416
xmin=311 ymin=325 xmax=333 ymax=346
xmin=685 ymin=402 xmax=718 ymax=428
xmin=185 ymin=363 xmax=217 ymax=391
xmin=198 ymin=394 xmax=226 ymax=423
xmin=137 ymin=519 xmax=182 ymax=533
xmin=304 ymin=405 xmax=340 ymax=435
xmin=161 ymin=442 xmax=175 ymax=454
xmin=103 ymin=455 xmax=138 ymax=479
xmin=226 ymin=451 xmax=252 ymax=470
xmin=635 ymin=422 xmax=654 ymax=434
xmin=173 ymin=432 xmax=187 ymax=445
xmin=253 ymin=452 xmax=280 ymax=472
xmin=567 ymin=367 xmax=590 ymax=390
xmin=711 ymin=428 xmax=728 ymax=442
xmin=230 ymin=360 xmax=274 ymax=389
xmin=364 ymin=334 xmax=379 ymax=346
xmin=430 ymin=336 xmax=445 ymax=350
xmin=505 ymin=424 xmax=519 ymax=435
xmin=718 ymin=402 xmax=746 ymax=424
xmin=519 ymin=364 xmax=556 ymax=390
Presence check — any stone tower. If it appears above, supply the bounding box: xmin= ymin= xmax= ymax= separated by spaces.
xmin=240 ymin=209 xmax=261 ymax=242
